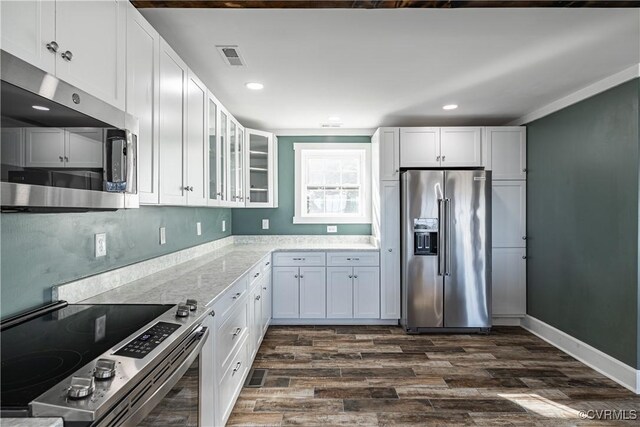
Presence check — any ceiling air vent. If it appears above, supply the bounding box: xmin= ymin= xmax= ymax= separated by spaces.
xmin=216 ymin=45 xmax=246 ymax=67
xmin=320 ymin=122 xmax=343 ymax=128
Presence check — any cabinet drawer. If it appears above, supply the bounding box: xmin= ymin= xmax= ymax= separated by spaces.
xmin=217 ymin=301 xmax=248 ymax=371
xmin=218 ymin=336 xmax=249 ymax=424
xmin=261 ymin=255 xmax=272 ymax=273
xmin=249 ymin=263 xmax=262 ymax=285
xmin=213 ymin=275 xmax=248 ymax=321
xmin=272 ymin=252 xmax=326 ymax=266
xmin=327 ymin=252 xmax=379 ymax=267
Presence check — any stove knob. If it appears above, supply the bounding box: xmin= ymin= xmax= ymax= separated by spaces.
xmin=93 ymin=358 xmax=116 ymax=380
xmin=176 ymin=304 xmax=190 ymax=318
xmin=186 ymin=299 xmax=198 ymax=311
xmin=67 ymin=376 xmax=95 ymax=399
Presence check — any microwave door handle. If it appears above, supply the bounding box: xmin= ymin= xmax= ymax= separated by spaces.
xmin=437 ymin=199 xmax=445 ymax=276
xmin=125 ymin=131 xmax=136 ymax=194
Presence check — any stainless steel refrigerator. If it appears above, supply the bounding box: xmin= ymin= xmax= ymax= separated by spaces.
xmin=401 ymin=169 xmax=491 ymax=332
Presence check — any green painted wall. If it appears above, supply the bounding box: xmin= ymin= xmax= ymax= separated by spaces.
xmin=1 ymin=207 xmax=231 ymax=319
xmin=232 ymin=136 xmax=373 ymax=235
xmin=527 ymin=78 xmax=640 ymax=368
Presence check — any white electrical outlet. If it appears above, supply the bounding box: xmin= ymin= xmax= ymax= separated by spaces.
xmin=94 ymin=233 xmax=107 ymax=257
xmin=327 ymin=225 xmax=337 ymax=233
xmin=159 ymin=227 xmax=166 ymax=245
xmin=196 ymin=222 xmax=202 ymax=236
xmin=262 ymin=219 xmax=269 ymax=230
xmin=222 ymin=220 xmax=226 ymax=232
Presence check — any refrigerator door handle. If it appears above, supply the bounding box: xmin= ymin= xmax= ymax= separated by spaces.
xmin=445 ymin=198 xmax=452 ymax=276
xmin=438 ymin=198 xmax=445 ymax=276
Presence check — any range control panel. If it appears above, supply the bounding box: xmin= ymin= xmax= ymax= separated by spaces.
xmin=114 ymin=322 xmax=181 ymax=359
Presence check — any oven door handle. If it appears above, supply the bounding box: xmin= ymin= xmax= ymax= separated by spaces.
xmin=110 ymin=324 xmax=209 ymax=427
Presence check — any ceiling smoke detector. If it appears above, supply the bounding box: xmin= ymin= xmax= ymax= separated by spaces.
xmin=216 ymin=45 xmax=246 ymax=67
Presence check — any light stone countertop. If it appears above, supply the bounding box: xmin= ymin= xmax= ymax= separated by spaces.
xmin=1 ymin=419 xmax=63 ymax=427
xmin=80 ymin=242 xmax=378 ymax=308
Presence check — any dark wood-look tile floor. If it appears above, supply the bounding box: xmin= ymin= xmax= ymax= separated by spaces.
xmin=227 ymin=326 xmax=640 ymax=426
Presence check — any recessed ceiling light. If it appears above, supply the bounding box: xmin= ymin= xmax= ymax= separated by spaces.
xmin=32 ymin=105 xmax=50 ymax=111
xmin=328 ymin=116 xmax=341 ymax=122
xmin=245 ymin=82 xmax=264 ymax=90
xmin=442 ymin=104 xmax=458 ymax=110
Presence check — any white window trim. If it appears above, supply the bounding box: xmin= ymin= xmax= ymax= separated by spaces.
xmin=293 ymin=143 xmax=372 ymax=224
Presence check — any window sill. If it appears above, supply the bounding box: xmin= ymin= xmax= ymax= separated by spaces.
xmin=292 ymin=216 xmax=372 ymax=225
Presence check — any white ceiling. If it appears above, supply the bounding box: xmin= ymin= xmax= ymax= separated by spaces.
xmin=141 ymin=8 xmax=639 ymax=131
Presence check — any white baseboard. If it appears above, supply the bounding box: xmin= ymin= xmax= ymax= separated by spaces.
xmin=522 ymin=315 xmax=639 ymax=394
xmin=492 ymin=316 xmax=523 ymax=326
xmin=271 ymin=319 xmax=398 ymax=326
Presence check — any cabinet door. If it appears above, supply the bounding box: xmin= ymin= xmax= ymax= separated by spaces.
xmin=245 ymin=128 xmax=275 ymax=207
xmin=492 ymin=181 xmax=526 ymax=248
xmin=198 ymin=310 xmax=216 ymax=427
xmin=261 ymin=272 xmax=272 ymax=334
xmin=250 ymin=285 xmax=262 ymax=359
xmin=492 ymin=247 xmax=526 ymax=317
xmin=207 ymin=95 xmax=220 ymax=206
xmin=65 ymin=128 xmax=103 ymax=168
xmin=237 ymin=124 xmax=245 ymax=206
xmin=272 ymin=267 xmax=299 ymax=318
xmin=186 ymin=72 xmax=208 ymax=206
xmin=55 ymin=0 xmax=126 ymax=109
xmin=229 ymin=121 xmax=238 ymax=204
xmin=487 ymin=127 xmax=527 ymax=180
xmin=219 ymin=110 xmax=228 ymax=203
xmin=158 ymin=40 xmax=187 ymax=205
xmin=440 ymin=127 xmax=482 ymax=167
xmin=400 ymin=128 xmax=440 ymax=168
xmin=326 ymin=267 xmax=353 ymax=318
xmin=1 ymin=128 xmax=25 ymax=168
xmin=380 ymin=128 xmax=400 ymax=181
xmin=380 ymin=181 xmax=400 ymax=319
xmin=299 ymin=267 xmax=326 ymax=318
xmin=353 ymin=267 xmax=380 ymax=318
xmin=127 ymin=6 xmax=159 ymax=204
xmin=24 ymin=128 xmax=65 ymax=167
xmin=0 ymin=0 xmax=56 ymax=74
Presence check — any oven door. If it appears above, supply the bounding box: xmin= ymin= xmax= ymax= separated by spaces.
xmin=93 ymin=325 xmax=208 ymax=427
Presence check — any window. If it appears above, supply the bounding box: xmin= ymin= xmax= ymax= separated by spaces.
xmin=293 ymin=143 xmax=371 ymax=224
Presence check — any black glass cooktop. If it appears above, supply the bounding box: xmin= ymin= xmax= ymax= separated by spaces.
xmin=0 ymin=304 xmax=174 ymax=411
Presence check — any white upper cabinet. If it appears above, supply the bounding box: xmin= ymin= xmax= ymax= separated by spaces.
xmin=186 ymin=71 xmax=208 ymax=206
xmin=400 ymin=127 xmax=440 ymax=168
xmin=486 ymin=127 xmax=527 ymax=180
xmin=377 ymin=128 xmax=400 ymax=180
xmin=1 ymin=0 xmax=126 ymax=109
xmin=236 ymin=123 xmax=245 ymax=206
xmin=207 ymin=94 xmax=221 ymax=206
xmin=492 ymin=180 xmax=526 ymax=248
xmin=158 ymin=40 xmax=188 ymax=205
xmin=127 ymin=5 xmax=160 ymax=204
xmin=245 ymin=128 xmax=278 ymax=208
xmin=440 ymin=127 xmax=482 ymax=167
xmin=0 ymin=0 xmax=56 ymax=74
xmin=55 ymin=0 xmax=126 ymax=110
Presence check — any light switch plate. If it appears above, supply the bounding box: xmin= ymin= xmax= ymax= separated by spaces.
xmin=222 ymin=220 xmax=226 ymax=232
xmin=94 ymin=233 xmax=107 ymax=257
xmin=262 ymin=219 xmax=269 ymax=230
xmin=327 ymin=225 xmax=337 ymax=233
xmin=159 ymin=227 xmax=166 ymax=245
xmin=196 ymin=222 xmax=202 ymax=236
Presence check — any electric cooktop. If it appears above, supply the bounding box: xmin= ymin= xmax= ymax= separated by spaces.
xmin=0 ymin=303 xmax=174 ymax=413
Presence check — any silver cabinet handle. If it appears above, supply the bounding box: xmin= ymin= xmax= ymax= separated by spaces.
xmin=216 ymin=192 xmax=222 ymax=196
xmin=59 ymin=156 xmax=64 ymax=162
xmin=294 ymin=274 xmax=299 ymax=279
xmin=46 ymin=41 xmax=58 ymax=53
xmin=256 ymin=295 xmax=261 ymax=301
xmin=189 ymin=186 xmax=194 ymax=191
xmin=523 ymin=168 xmax=528 ymax=172
xmin=522 ymin=236 xmax=527 ymax=240
xmin=262 ymin=286 xmax=267 ymax=290
xmin=388 ymin=248 xmax=393 ymax=252
xmin=299 ymin=275 xmax=304 ymax=279
xmin=232 ymin=361 xmax=242 ymax=374
xmin=346 ymin=257 xmax=360 ymax=261
xmin=61 ymin=50 xmax=73 ymax=61
xmin=209 ymin=310 xmax=216 ymax=317
xmin=395 ymin=168 xmax=399 ymax=173
xmin=232 ymin=327 xmax=242 ymax=338
xmin=292 ymin=258 xmax=306 ymax=261
xmin=442 ymin=155 xmax=446 ymax=161
xmin=522 ymin=255 xmax=527 ymax=260
xmin=232 ymin=292 xmax=242 ymax=300
xmin=348 ymin=275 xmax=353 ymax=279
xmin=246 ymin=196 xmax=250 ymax=200
xmin=354 ymin=275 xmax=358 ymax=279
xmin=254 ymin=272 xmax=260 ymax=278
xmin=265 ymin=261 xmax=270 ymax=266
xmin=64 ymin=156 xmax=69 ymax=162
xmin=436 ymin=155 xmax=441 ymax=161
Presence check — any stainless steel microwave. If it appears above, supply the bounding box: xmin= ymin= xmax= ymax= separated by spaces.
xmin=0 ymin=51 xmax=138 ymax=211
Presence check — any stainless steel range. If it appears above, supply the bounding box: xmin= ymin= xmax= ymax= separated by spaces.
xmin=0 ymin=300 xmax=211 ymax=426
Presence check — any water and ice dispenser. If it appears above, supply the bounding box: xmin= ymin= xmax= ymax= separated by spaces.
xmin=413 ymin=218 xmax=438 ymax=256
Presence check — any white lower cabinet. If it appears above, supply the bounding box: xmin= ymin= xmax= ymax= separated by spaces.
xmin=353 ymin=267 xmax=381 ymax=318
xmin=299 ymin=267 xmax=326 ymax=318
xmin=492 ymin=247 xmax=527 ymax=317
xmin=217 ymin=335 xmax=248 ymax=424
xmin=327 ymin=267 xmax=353 ymax=319
xmin=272 ymin=267 xmax=300 ymax=318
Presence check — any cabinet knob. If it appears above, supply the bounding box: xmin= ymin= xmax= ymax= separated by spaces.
xmin=255 ymin=295 xmax=261 ymax=301
xmin=216 ymin=192 xmax=222 ymax=196
xmin=64 ymin=156 xmax=69 ymax=162
xmin=348 ymin=275 xmax=353 ymax=279
xmin=299 ymin=275 xmax=304 ymax=279
xmin=232 ymin=361 xmax=242 ymax=374
xmin=263 ymin=287 xmax=267 ymax=290
xmin=354 ymin=275 xmax=358 ymax=279
xmin=522 ymin=236 xmax=527 ymax=240
xmin=388 ymin=248 xmax=393 ymax=252
xmin=232 ymin=292 xmax=242 ymax=300
xmin=442 ymin=156 xmax=446 ymax=161
xmin=61 ymin=50 xmax=73 ymax=61
xmin=395 ymin=169 xmax=399 ymax=173
xmin=436 ymin=156 xmax=441 ymax=161
xmin=523 ymin=168 xmax=527 ymax=173
xmin=232 ymin=327 xmax=242 ymax=338
xmin=294 ymin=274 xmax=298 ymax=279
xmin=46 ymin=41 xmax=59 ymax=53
xmin=59 ymin=156 xmax=64 ymax=162
xmin=522 ymin=255 xmax=527 ymax=260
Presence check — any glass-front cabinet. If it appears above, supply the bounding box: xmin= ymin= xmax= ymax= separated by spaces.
xmin=207 ymin=95 xmax=219 ymax=205
xmin=245 ymin=128 xmax=278 ymax=208
xmin=237 ymin=124 xmax=245 ymax=205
